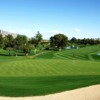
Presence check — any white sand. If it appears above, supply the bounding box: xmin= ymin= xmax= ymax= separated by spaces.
xmin=0 ymin=85 xmax=100 ymax=100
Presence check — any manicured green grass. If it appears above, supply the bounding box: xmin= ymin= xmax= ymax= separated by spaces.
xmin=0 ymin=75 xmax=100 ymax=96
xmin=0 ymin=59 xmax=100 ymax=77
xmin=35 ymin=45 xmax=100 ymax=61
xmin=0 ymin=45 xmax=100 ymax=96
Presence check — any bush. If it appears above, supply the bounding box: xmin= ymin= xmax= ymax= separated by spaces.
xmin=38 ymin=44 xmax=43 ymax=50
xmin=45 ymin=45 xmax=50 ymax=50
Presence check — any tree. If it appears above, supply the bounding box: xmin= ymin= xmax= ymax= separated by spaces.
xmin=38 ymin=44 xmax=43 ymax=50
xmin=0 ymin=34 xmax=3 ymax=48
xmin=4 ymin=34 xmax=14 ymax=55
xmin=70 ymin=37 xmax=77 ymax=44
xmin=5 ymin=34 xmax=14 ymax=47
xmin=15 ymin=34 xmax=28 ymax=49
xmin=30 ymin=31 xmax=43 ymax=48
xmin=14 ymin=34 xmax=28 ymax=56
xmin=29 ymin=37 xmax=38 ymax=47
xmin=23 ymin=43 xmax=30 ymax=56
xmin=35 ymin=31 xmax=43 ymax=45
xmin=50 ymin=33 xmax=68 ymax=50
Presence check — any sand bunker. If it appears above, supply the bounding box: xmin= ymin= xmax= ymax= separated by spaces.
xmin=0 ymin=84 xmax=100 ymax=100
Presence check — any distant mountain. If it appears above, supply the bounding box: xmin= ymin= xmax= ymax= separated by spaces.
xmin=0 ymin=29 xmax=17 ymax=37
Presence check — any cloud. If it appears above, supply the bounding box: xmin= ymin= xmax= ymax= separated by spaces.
xmin=74 ymin=28 xmax=80 ymax=32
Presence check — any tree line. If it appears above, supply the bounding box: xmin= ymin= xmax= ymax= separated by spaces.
xmin=0 ymin=31 xmax=100 ymax=56
xmin=0 ymin=31 xmax=43 ymax=56
xmin=70 ymin=37 xmax=100 ymax=45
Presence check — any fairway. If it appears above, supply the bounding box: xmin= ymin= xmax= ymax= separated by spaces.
xmin=0 ymin=45 xmax=100 ymax=96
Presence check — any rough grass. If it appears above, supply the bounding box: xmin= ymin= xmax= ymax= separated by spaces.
xmin=0 ymin=45 xmax=100 ymax=96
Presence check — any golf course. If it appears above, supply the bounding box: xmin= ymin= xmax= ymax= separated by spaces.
xmin=0 ymin=0 xmax=100 ymax=99
xmin=0 ymin=45 xmax=100 ymax=97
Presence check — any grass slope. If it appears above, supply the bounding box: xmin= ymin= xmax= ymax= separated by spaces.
xmin=35 ymin=45 xmax=100 ymax=60
xmin=0 ymin=45 xmax=100 ymax=96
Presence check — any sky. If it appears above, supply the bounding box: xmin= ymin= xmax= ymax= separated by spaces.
xmin=0 ymin=0 xmax=100 ymax=39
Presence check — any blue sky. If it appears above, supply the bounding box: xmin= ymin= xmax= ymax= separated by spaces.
xmin=0 ymin=0 xmax=100 ymax=39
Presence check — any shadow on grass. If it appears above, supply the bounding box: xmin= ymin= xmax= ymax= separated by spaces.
xmin=0 ymin=75 xmax=100 ymax=97
xmin=92 ymin=54 xmax=100 ymax=61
